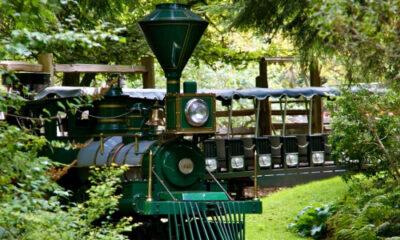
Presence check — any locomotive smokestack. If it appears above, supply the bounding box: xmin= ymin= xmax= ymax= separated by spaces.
xmin=139 ymin=3 xmax=208 ymax=94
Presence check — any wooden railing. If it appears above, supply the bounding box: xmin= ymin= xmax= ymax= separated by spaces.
xmin=1 ymin=54 xmax=327 ymax=135
xmin=216 ymin=109 xmax=308 ymax=117
xmin=216 ymin=56 xmax=326 ymax=136
xmin=0 ymin=53 xmax=155 ymax=88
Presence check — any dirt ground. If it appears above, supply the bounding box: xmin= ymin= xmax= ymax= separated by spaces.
xmin=243 ymin=186 xmax=287 ymax=198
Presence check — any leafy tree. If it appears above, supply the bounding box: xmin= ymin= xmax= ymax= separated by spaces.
xmin=329 ymin=88 xmax=400 ymax=182
xmin=233 ymin=0 xmax=400 ymax=86
xmin=1 ymin=0 xmax=282 ymax=87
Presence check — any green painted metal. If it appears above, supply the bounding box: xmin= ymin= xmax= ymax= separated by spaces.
xmin=142 ymin=139 xmax=205 ymax=188
xmin=94 ymin=87 xmax=129 ymax=134
xmin=183 ymin=82 xmax=197 ymax=94
xmin=138 ymin=200 xmax=258 ymax=239
xmin=160 ymin=141 xmax=204 ymax=187
xmin=104 ymin=86 xmax=123 ymax=97
xmin=48 ymin=146 xmax=79 ymax=165
xmin=166 ymin=96 xmax=176 ymax=130
xmin=139 ymin=3 xmax=208 ymax=93
xmin=159 ymin=191 xmax=229 ymax=201
xmin=182 ymin=192 xmax=228 ymax=201
xmin=209 ymin=182 xmax=228 ymax=192
xmin=207 ymin=165 xmax=344 ymax=179
xmin=166 ymin=94 xmax=215 ymax=132
xmin=123 ymin=99 xmax=157 ymax=143
xmin=179 ymin=95 xmax=214 ymax=129
xmin=140 ymin=200 xmax=261 ymax=216
xmin=118 ymin=179 xmax=261 ymax=216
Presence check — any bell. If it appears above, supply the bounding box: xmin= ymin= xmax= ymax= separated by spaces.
xmin=146 ymin=107 xmax=165 ymax=126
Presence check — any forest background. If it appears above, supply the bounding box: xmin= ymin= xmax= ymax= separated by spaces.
xmin=1 ymin=0 xmax=400 ymax=239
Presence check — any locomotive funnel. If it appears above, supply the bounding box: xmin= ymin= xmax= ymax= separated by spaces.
xmin=139 ymin=3 xmax=208 ymax=93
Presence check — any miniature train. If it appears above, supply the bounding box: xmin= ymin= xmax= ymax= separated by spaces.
xmin=6 ymin=3 xmax=346 ymax=239
xmin=9 ymin=4 xmax=263 ymax=239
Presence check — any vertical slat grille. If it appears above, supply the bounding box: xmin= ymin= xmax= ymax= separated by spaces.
xmin=168 ymin=201 xmax=245 ymax=240
xmin=225 ymin=139 xmax=244 ymax=157
xmin=204 ymin=140 xmax=217 ymax=158
xmin=254 ymin=137 xmax=271 ymax=154
xmin=281 ymin=136 xmax=298 ymax=153
xmin=308 ymin=135 xmax=324 ymax=151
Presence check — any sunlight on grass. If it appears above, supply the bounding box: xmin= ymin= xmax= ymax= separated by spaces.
xmin=246 ymin=176 xmax=348 ymax=240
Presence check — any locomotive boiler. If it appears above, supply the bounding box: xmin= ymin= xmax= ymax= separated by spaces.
xmin=18 ymin=3 xmax=261 ymax=239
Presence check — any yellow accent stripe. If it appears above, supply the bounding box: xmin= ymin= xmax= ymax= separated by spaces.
xmin=98 ymin=104 xmax=125 ymax=108
xmin=98 ymin=119 xmax=125 ymax=123
xmin=128 ymin=127 xmax=149 ymax=131
xmin=167 ymin=80 xmax=179 ymax=84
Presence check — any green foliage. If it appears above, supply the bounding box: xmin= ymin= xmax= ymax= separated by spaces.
xmin=326 ymin=177 xmax=400 ymax=239
xmin=0 ymin=89 xmax=131 ymax=239
xmin=311 ymin=0 xmax=400 ymax=84
xmin=328 ymin=88 xmax=400 ymax=182
xmin=0 ymin=0 xmax=122 ymax=59
xmin=66 ymin=165 xmax=132 ymax=240
xmin=317 ymin=87 xmax=400 ymax=238
xmin=288 ymin=203 xmax=336 ymax=239
xmin=0 ymin=1 xmax=274 ymax=68
xmin=233 ymin=0 xmax=400 ymax=85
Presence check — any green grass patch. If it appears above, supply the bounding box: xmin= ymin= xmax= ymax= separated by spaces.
xmin=246 ymin=176 xmax=348 ymax=240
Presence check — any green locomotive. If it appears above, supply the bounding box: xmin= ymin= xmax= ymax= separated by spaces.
xmin=16 ymin=3 xmax=261 ymax=239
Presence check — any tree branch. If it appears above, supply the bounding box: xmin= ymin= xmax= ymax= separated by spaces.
xmin=366 ymin=116 xmax=400 ymax=185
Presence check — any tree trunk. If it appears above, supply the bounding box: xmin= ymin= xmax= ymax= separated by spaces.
xmin=62 ymin=73 xmax=80 ymax=86
xmin=310 ymin=59 xmax=323 ymax=134
xmin=256 ymin=57 xmax=272 ymax=136
xmin=80 ymin=73 xmax=96 ymax=86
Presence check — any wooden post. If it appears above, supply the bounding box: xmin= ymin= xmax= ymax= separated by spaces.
xmin=255 ymin=57 xmax=272 ymax=135
xmin=141 ymin=56 xmax=155 ymax=88
xmin=37 ymin=53 xmax=54 ymax=86
xmin=310 ymin=60 xmax=323 ymax=134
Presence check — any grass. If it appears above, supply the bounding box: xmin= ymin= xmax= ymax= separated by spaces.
xmin=246 ymin=176 xmax=348 ymax=240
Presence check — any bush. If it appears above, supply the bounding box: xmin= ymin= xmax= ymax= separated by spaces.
xmin=290 ymin=177 xmax=400 ymax=240
xmin=0 ymin=90 xmax=131 ymax=239
xmin=328 ymin=88 xmax=400 ymax=184
xmin=288 ymin=203 xmax=336 ymax=239
xmin=326 ymin=177 xmax=400 ymax=239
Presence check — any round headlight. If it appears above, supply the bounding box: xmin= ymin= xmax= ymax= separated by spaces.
xmin=286 ymin=153 xmax=299 ymax=167
xmin=258 ymin=154 xmax=271 ymax=168
xmin=205 ymin=158 xmax=217 ymax=172
xmin=231 ymin=156 xmax=244 ymax=169
xmin=178 ymin=158 xmax=194 ymax=175
xmin=184 ymin=98 xmax=209 ymax=127
xmin=312 ymin=151 xmax=325 ymax=164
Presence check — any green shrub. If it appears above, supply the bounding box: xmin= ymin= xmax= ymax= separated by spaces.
xmin=0 ymin=90 xmax=131 ymax=239
xmin=288 ymin=203 xmax=336 ymax=239
xmin=326 ymin=177 xmax=400 ymax=239
xmin=328 ymin=89 xmax=400 ymax=185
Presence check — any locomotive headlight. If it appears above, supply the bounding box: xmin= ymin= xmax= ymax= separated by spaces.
xmin=312 ymin=151 xmax=325 ymax=164
xmin=231 ymin=156 xmax=244 ymax=169
xmin=258 ymin=154 xmax=271 ymax=168
xmin=205 ymin=158 xmax=217 ymax=172
xmin=285 ymin=153 xmax=299 ymax=167
xmin=184 ymin=98 xmax=209 ymax=127
xmin=178 ymin=158 xmax=194 ymax=175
